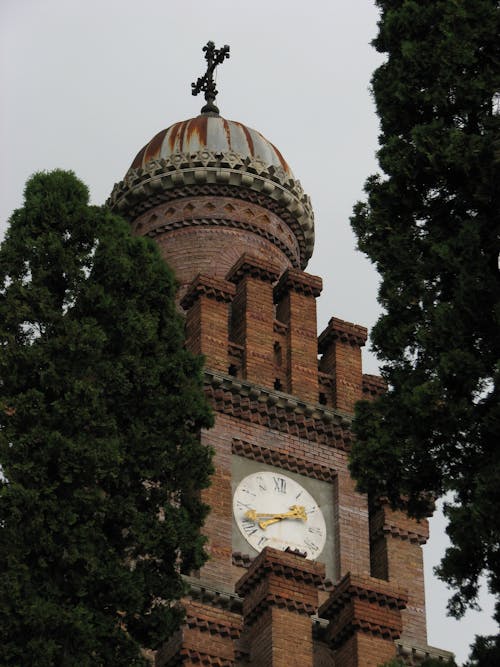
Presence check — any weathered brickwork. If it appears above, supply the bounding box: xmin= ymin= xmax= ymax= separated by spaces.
xmin=117 ymin=111 xmax=452 ymax=667
xmin=370 ymin=501 xmax=429 ymax=646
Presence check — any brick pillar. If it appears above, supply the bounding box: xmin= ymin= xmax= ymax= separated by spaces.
xmin=334 ymin=464 xmax=371 ymax=578
xmin=319 ymin=573 xmax=408 ymax=667
xmin=181 ymin=274 xmax=236 ymax=374
xmin=274 ymin=269 xmax=322 ymax=403
xmin=235 ymin=547 xmax=324 ymax=667
xmin=155 ymin=598 xmax=242 ymax=667
xmin=226 ymin=254 xmax=280 ymax=389
xmin=318 ymin=317 xmax=367 ymax=413
xmin=370 ymin=501 xmax=429 ymax=645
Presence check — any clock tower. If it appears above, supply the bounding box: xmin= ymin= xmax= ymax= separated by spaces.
xmin=108 ymin=44 xmax=453 ymax=667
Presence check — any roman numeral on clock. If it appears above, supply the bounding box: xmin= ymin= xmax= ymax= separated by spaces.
xmin=242 ymin=519 xmax=258 ymax=536
xmin=273 ymin=476 xmax=287 ymax=493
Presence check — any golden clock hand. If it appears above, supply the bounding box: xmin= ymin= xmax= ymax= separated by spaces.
xmin=244 ymin=505 xmax=307 ymax=530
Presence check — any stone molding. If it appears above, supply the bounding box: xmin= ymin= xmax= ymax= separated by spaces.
xmin=231 ymin=438 xmax=337 ymax=482
xmin=107 ymin=151 xmax=315 ymax=266
xmin=180 ymin=274 xmax=236 ymax=310
xmin=183 ymin=576 xmax=243 ymax=613
xmin=318 ymin=317 xmax=368 ymax=352
xmin=226 ymin=253 xmax=281 ymax=285
xmin=274 ymin=267 xmax=323 ymax=301
xmin=395 ymin=640 xmax=455 ymax=665
xmin=204 ymin=370 xmax=353 ymax=449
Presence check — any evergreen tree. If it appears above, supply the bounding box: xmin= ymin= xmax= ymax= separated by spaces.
xmin=0 ymin=170 xmax=214 ymax=666
xmin=349 ymin=0 xmax=500 ymax=660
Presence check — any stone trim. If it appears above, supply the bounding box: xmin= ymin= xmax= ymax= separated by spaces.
xmin=107 ymin=151 xmax=315 ymax=266
xmin=318 ymin=317 xmax=368 ymax=352
xmin=362 ymin=373 xmax=387 ymax=398
xmin=144 ymin=216 xmax=300 ymax=268
xmin=204 ymin=370 xmax=353 ymax=449
xmin=226 ymin=253 xmax=281 ymax=285
xmin=232 ymin=438 xmax=337 ymax=482
xmin=396 ymin=640 xmax=455 ymax=665
xmin=274 ymin=267 xmax=323 ymax=301
xmin=181 ymin=274 xmax=236 ymax=310
xmin=183 ymin=576 xmax=243 ymax=613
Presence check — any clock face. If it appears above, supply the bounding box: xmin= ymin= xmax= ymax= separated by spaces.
xmin=233 ymin=471 xmax=327 ymax=559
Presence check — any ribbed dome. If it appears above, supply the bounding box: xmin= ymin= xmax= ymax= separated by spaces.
xmin=130 ymin=115 xmax=293 ymax=177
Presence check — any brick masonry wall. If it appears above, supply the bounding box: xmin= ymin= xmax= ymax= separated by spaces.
xmin=370 ymin=504 xmax=429 ymax=646
xmin=199 ymin=413 xmax=370 ymax=591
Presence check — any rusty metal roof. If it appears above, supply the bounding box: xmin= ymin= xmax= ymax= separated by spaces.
xmin=130 ymin=115 xmax=293 ymax=176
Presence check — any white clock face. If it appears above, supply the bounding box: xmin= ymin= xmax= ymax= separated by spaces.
xmin=233 ymin=471 xmax=327 ymax=559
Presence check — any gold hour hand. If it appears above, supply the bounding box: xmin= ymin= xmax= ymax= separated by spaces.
xmin=244 ymin=505 xmax=307 ymax=530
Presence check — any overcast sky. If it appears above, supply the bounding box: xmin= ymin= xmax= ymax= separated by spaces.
xmin=1 ymin=1 xmax=497 ymax=662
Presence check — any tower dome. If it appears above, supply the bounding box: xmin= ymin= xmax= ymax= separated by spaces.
xmin=108 ymin=112 xmax=314 ymax=297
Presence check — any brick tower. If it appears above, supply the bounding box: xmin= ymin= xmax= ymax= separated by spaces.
xmin=108 ymin=70 xmax=453 ymax=666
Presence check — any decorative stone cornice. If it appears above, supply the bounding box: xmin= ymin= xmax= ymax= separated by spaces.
xmin=107 ymin=151 xmax=315 ymax=267
xmin=183 ymin=576 xmax=243 ymax=613
xmin=235 ymin=547 xmax=324 ymax=627
xmin=396 ymin=639 xmax=455 ymax=664
xmin=237 ymin=548 xmax=325 ymax=597
xmin=204 ymin=369 xmax=353 ymax=449
xmin=320 ymin=573 xmax=408 ymax=620
xmin=143 ymin=216 xmax=300 ymax=268
xmin=226 ymin=253 xmax=281 ymax=285
xmin=371 ymin=522 xmax=429 ymax=546
xmin=318 ymin=317 xmax=368 ymax=351
xmin=181 ymin=274 xmax=236 ymax=310
xmin=232 ymin=438 xmax=337 ymax=481
xmin=274 ymin=267 xmax=323 ymax=301
xmin=370 ymin=501 xmax=430 ymax=545
xmin=319 ymin=573 xmax=408 ymax=649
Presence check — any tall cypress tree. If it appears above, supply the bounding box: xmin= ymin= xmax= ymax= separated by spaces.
xmin=0 ymin=170 xmax=214 ymax=666
xmin=349 ymin=0 xmax=500 ymax=657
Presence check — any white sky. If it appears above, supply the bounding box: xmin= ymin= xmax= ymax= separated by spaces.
xmin=1 ymin=1 xmax=497 ymax=662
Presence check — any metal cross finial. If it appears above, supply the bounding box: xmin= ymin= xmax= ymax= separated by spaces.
xmin=191 ymin=41 xmax=230 ymax=114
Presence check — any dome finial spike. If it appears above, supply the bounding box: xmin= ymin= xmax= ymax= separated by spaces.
xmin=191 ymin=41 xmax=230 ymax=114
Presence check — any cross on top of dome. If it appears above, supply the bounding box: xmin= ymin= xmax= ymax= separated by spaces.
xmin=191 ymin=41 xmax=230 ymax=115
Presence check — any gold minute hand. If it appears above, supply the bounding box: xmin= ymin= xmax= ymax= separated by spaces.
xmin=244 ymin=505 xmax=307 ymax=530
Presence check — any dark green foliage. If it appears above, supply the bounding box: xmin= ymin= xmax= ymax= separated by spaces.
xmin=349 ymin=0 xmax=500 ymax=661
xmin=465 ymin=635 xmax=500 ymax=666
xmin=0 ymin=170 xmax=214 ymax=666
xmin=379 ymin=659 xmax=456 ymax=667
